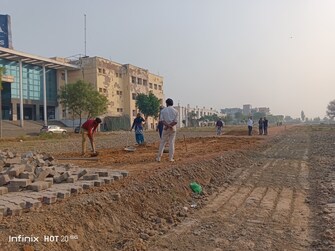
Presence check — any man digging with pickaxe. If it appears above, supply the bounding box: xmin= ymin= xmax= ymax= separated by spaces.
xmin=81 ymin=117 xmax=102 ymax=157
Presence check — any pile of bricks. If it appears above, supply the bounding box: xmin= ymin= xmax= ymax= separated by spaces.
xmin=0 ymin=150 xmax=128 ymax=219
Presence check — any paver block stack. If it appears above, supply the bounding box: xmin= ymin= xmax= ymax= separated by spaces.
xmin=0 ymin=150 xmax=129 ymax=218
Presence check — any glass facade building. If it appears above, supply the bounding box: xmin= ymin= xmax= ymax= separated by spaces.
xmin=0 ymin=47 xmax=79 ymax=123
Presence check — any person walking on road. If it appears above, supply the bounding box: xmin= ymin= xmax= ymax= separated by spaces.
xmin=263 ymin=117 xmax=269 ymax=135
xmin=216 ymin=118 xmax=224 ymax=135
xmin=81 ymin=117 xmax=102 ymax=156
xmin=258 ymin=117 xmax=264 ymax=135
xmin=156 ymin=98 xmax=178 ymax=162
xmin=247 ymin=116 xmax=253 ymax=136
xmin=130 ymin=113 xmax=145 ymax=145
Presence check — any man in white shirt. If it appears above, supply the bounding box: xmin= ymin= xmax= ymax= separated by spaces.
xmin=156 ymin=98 xmax=178 ymax=162
xmin=247 ymin=116 xmax=253 ymax=136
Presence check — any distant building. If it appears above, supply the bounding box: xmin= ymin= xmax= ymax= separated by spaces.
xmin=66 ymin=56 xmax=164 ymax=129
xmin=258 ymin=107 xmax=270 ymax=115
xmin=174 ymin=104 xmax=220 ymax=128
xmin=221 ymin=108 xmax=242 ymax=116
xmin=243 ymin=104 xmax=252 ymax=115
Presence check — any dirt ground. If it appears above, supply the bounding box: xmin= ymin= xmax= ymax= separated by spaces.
xmin=0 ymin=124 xmax=334 ymax=251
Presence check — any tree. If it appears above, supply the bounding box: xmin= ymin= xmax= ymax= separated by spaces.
xmin=59 ymin=80 xmax=109 ymax=126
xmin=188 ymin=111 xmax=198 ymax=127
xmin=135 ymin=92 xmax=160 ymax=127
xmin=326 ymin=100 xmax=335 ymax=119
xmin=224 ymin=114 xmax=233 ymax=124
xmin=253 ymin=112 xmax=266 ymax=121
xmin=301 ymin=110 xmax=305 ymax=121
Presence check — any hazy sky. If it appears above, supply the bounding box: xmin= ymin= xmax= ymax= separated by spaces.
xmin=3 ymin=0 xmax=335 ymax=118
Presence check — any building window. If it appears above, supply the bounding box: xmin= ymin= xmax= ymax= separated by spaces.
xmin=132 ymin=93 xmax=137 ymax=100
xmin=117 ymin=108 xmax=123 ymax=112
xmin=137 ymin=78 xmax=142 ymax=85
xmin=116 ymin=90 xmax=122 ymax=95
xmin=116 ymin=73 xmax=119 ymax=77
xmin=149 ymin=83 xmax=153 ymax=89
xmin=143 ymin=79 xmax=147 ymax=86
xmin=158 ymin=85 xmax=162 ymax=90
xmin=98 ymin=68 xmax=102 ymax=74
xmin=99 ymin=88 xmax=103 ymax=92
xmin=154 ymin=84 xmax=157 ymax=90
xmin=103 ymin=69 xmax=106 ymax=74
xmin=131 ymin=76 xmax=136 ymax=83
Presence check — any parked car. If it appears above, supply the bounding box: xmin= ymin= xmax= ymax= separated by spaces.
xmin=40 ymin=125 xmax=67 ymax=134
xmin=74 ymin=126 xmax=81 ymax=133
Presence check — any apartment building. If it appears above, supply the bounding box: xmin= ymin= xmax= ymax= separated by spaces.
xmin=66 ymin=56 xmax=164 ymax=129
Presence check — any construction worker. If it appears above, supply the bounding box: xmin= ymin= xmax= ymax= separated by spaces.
xmin=81 ymin=117 xmax=102 ymax=156
xmin=156 ymin=98 xmax=178 ymax=162
xmin=130 ymin=113 xmax=145 ymax=145
xmin=216 ymin=118 xmax=224 ymax=135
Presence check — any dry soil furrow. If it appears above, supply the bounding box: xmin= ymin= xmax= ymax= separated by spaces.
xmin=148 ymin=130 xmax=312 ymax=251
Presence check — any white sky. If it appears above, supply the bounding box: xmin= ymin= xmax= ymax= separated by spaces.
xmin=3 ymin=0 xmax=335 ymax=119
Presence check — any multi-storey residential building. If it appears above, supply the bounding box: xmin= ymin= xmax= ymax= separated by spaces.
xmin=66 ymin=56 xmax=164 ymax=129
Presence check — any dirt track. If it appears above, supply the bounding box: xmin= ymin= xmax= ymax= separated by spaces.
xmin=0 ymin=125 xmax=334 ymax=251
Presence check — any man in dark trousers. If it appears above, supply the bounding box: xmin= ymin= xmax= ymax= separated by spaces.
xmin=263 ymin=117 xmax=268 ymax=135
xmin=81 ymin=117 xmax=102 ymax=156
xmin=258 ymin=117 xmax=263 ymax=135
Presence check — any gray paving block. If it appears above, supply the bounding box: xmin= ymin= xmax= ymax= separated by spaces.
xmin=19 ymin=171 xmax=35 ymax=181
xmin=35 ymin=169 xmax=50 ymax=181
xmin=69 ymin=185 xmax=84 ymax=194
xmin=80 ymin=181 xmax=94 ymax=189
xmin=77 ymin=169 xmax=87 ymax=179
xmin=20 ymin=198 xmax=42 ymax=209
xmin=83 ymin=174 xmax=99 ymax=180
xmin=28 ymin=181 xmax=50 ymax=192
xmin=41 ymin=194 xmax=57 ymax=205
xmin=53 ymin=172 xmax=70 ymax=183
xmin=2 ymin=198 xmax=27 ymax=208
xmin=45 ymin=177 xmax=54 ymax=185
xmin=7 ymin=185 xmax=21 ymax=192
xmin=93 ymin=180 xmax=104 ymax=187
xmin=5 ymin=157 xmax=22 ymax=166
xmin=96 ymin=171 xmax=109 ymax=177
xmin=0 ymin=174 xmax=10 ymax=186
xmin=110 ymin=172 xmax=123 ymax=180
xmin=0 ymin=187 xmax=8 ymax=195
xmin=9 ymin=178 xmax=32 ymax=187
xmin=101 ymin=177 xmax=113 ymax=184
xmin=66 ymin=175 xmax=78 ymax=183
xmin=113 ymin=170 xmax=129 ymax=177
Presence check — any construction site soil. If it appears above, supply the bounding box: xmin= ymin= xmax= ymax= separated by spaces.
xmin=0 ymin=125 xmax=334 ymax=251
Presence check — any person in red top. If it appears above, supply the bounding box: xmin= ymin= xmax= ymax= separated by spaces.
xmin=81 ymin=117 xmax=102 ymax=155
